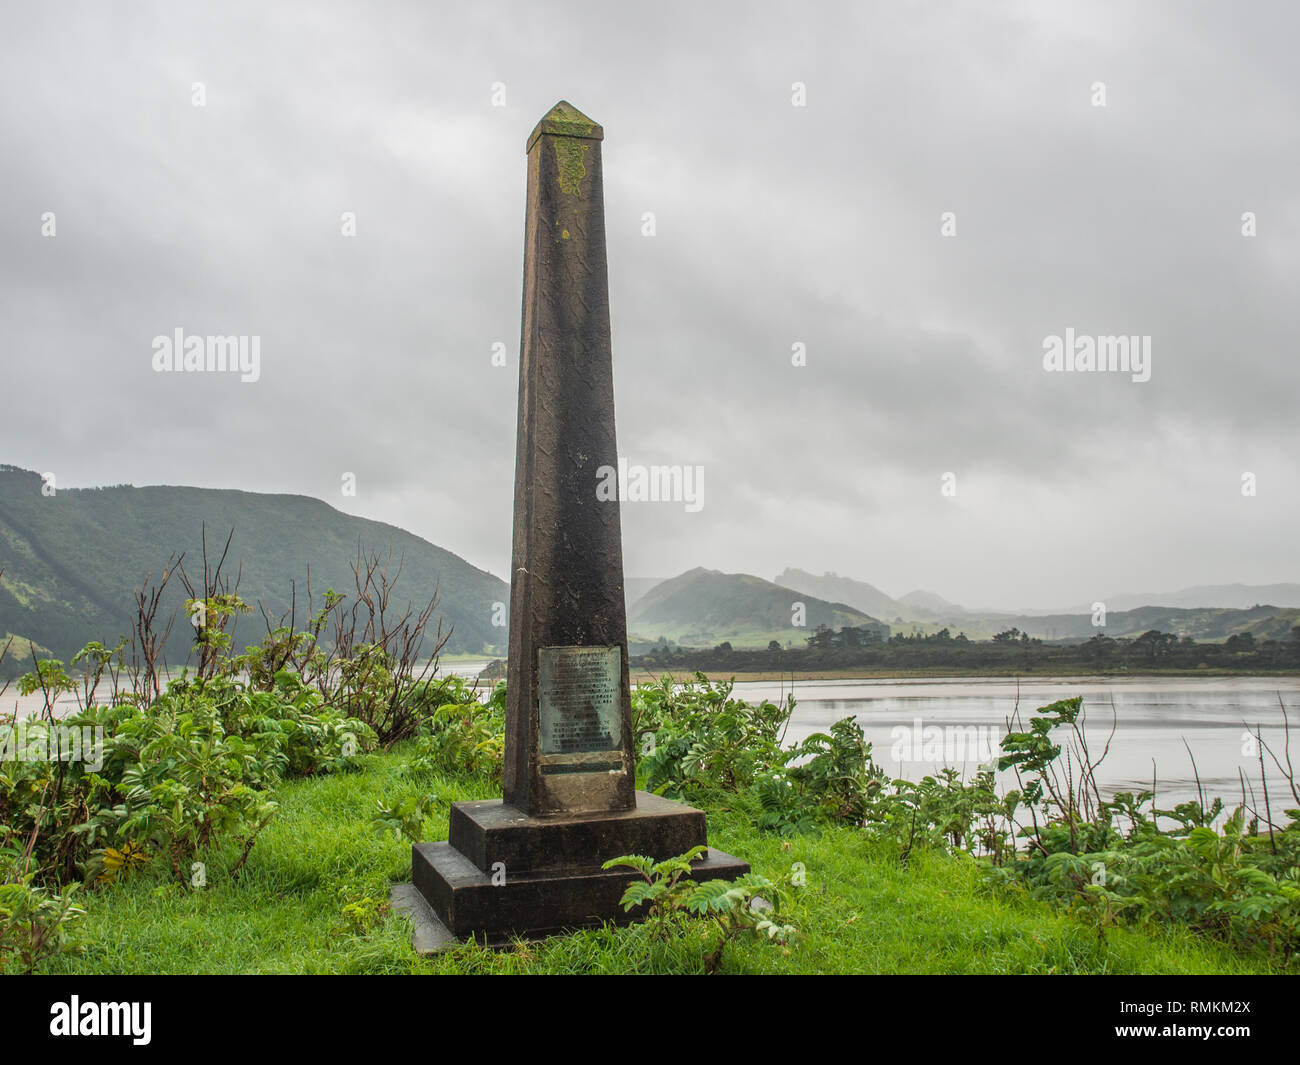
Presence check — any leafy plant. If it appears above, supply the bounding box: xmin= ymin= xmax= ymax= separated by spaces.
xmin=405 ymin=678 xmax=505 ymax=779
xmin=756 ymin=716 xmax=887 ymax=835
xmin=94 ymin=841 xmax=149 ymax=884
xmin=372 ymin=792 xmax=439 ymax=843
xmin=338 ymin=887 xmax=389 ymax=936
xmin=604 ymin=848 xmax=799 ymax=973
xmin=0 ymin=849 xmax=84 ymax=973
xmin=635 ymin=674 xmax=793 ymax=797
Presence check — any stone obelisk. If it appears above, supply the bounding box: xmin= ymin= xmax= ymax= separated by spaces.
xmin=504 ymin=100 xmax=633 ymax=816
xmin=405 ymin=102 xmax=747 ymax=948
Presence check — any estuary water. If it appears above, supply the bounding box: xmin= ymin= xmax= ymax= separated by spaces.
xmin=732 ymin=675 xmax=1300 ymax=809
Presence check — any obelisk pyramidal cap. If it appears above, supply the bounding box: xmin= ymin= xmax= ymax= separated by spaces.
xmin=504 ymin=101 xmax=634 ymax=816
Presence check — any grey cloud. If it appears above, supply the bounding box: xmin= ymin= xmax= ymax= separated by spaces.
xmin=1 ymin=0 xmax=1296 ymax=610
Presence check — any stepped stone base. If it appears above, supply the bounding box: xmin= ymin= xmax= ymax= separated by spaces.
xmin=408 ymin=790 xmax=749 ymax=946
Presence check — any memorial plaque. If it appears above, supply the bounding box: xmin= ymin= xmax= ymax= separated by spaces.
xmin=538 ymin=645 xmax=622 ymax=756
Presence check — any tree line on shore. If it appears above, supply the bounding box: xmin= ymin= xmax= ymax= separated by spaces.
xmin=626 ymin=623 xmax=1300 ymax=673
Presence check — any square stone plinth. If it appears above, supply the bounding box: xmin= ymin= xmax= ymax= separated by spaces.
xmin=448 ymin=790 xmax=713 ymax=874
xmin=408 ymin=790 xmax=750 ymax=944
xmin=412 ymin=840 xmax=750 ymax=943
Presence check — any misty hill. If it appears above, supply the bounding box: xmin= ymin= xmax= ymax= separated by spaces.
xmin=897 ymin=589 xmax=966 ymax=617
xmin=632 ymin=567 xmax=888 ymax=647
xmin=0 ymin=465 xmax=508 ymax=667
xmin=773 ymin=568 xmax=904 ymax=620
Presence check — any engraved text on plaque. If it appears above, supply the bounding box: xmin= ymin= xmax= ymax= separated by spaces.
xmin=538 ymin=646 xmax=622 ymax=756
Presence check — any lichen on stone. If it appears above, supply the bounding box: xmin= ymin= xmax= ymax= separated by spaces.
xmin=544 ymin=102 xmax=595 ymax=139
xmin=552 ymin=139 xmax=589 ymax=197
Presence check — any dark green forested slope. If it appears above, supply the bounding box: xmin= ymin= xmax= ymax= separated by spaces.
xmin=0 ymin=466 xmax=508 ymax=668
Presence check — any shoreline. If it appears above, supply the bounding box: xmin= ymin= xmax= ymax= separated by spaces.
xmin=626 ymin=666 xmax=1300 ymax=684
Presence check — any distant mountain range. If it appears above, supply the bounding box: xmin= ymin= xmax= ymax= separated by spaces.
xmin=1056 ymin=583 xmax=1300 ymax=614
xmin=4 ymin=461 xmax=1294 ymax=666
xmin=1001 ymin=604 xmax=1300 ymax=642
xmin=769 ymin=568 xmax=1300 ymax=621
xmin=628 ymin=568 xmax=1300 ymax=647
xmin=0 ymin=465 xmax=508 ymax=668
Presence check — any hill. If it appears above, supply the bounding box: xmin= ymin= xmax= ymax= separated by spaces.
xmin=631 ymin=567 xmax=888 ymax=648
xmin=772 ymin=568 xmax=904 ymax=620
xmin=0 ymin=465 xmax=508 ymax=668
xmin=897 ymin=589 xmax=966 ymax=617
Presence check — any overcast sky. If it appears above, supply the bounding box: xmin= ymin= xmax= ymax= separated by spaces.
xmin=2 ymin=0 xmax=1297 ymax=612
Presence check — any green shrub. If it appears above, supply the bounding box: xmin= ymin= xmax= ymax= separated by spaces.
xmin=1 ymin=651 xmax=377 ymax=896
xmin=405 ymin=678 xmax=505 ymax=779
xmin=603 ymin=847 xmax=800 ymax=974
xmin=756 ymin=716 xmax=888 ymax=835
xmin=0 ymin=848 xmax=84 ymax=973
xmin=635 ymin=674 xmax=793 ymax=797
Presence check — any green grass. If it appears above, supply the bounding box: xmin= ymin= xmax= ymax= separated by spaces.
xmin=41 ymin=751 xmax=1273 ymax=975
